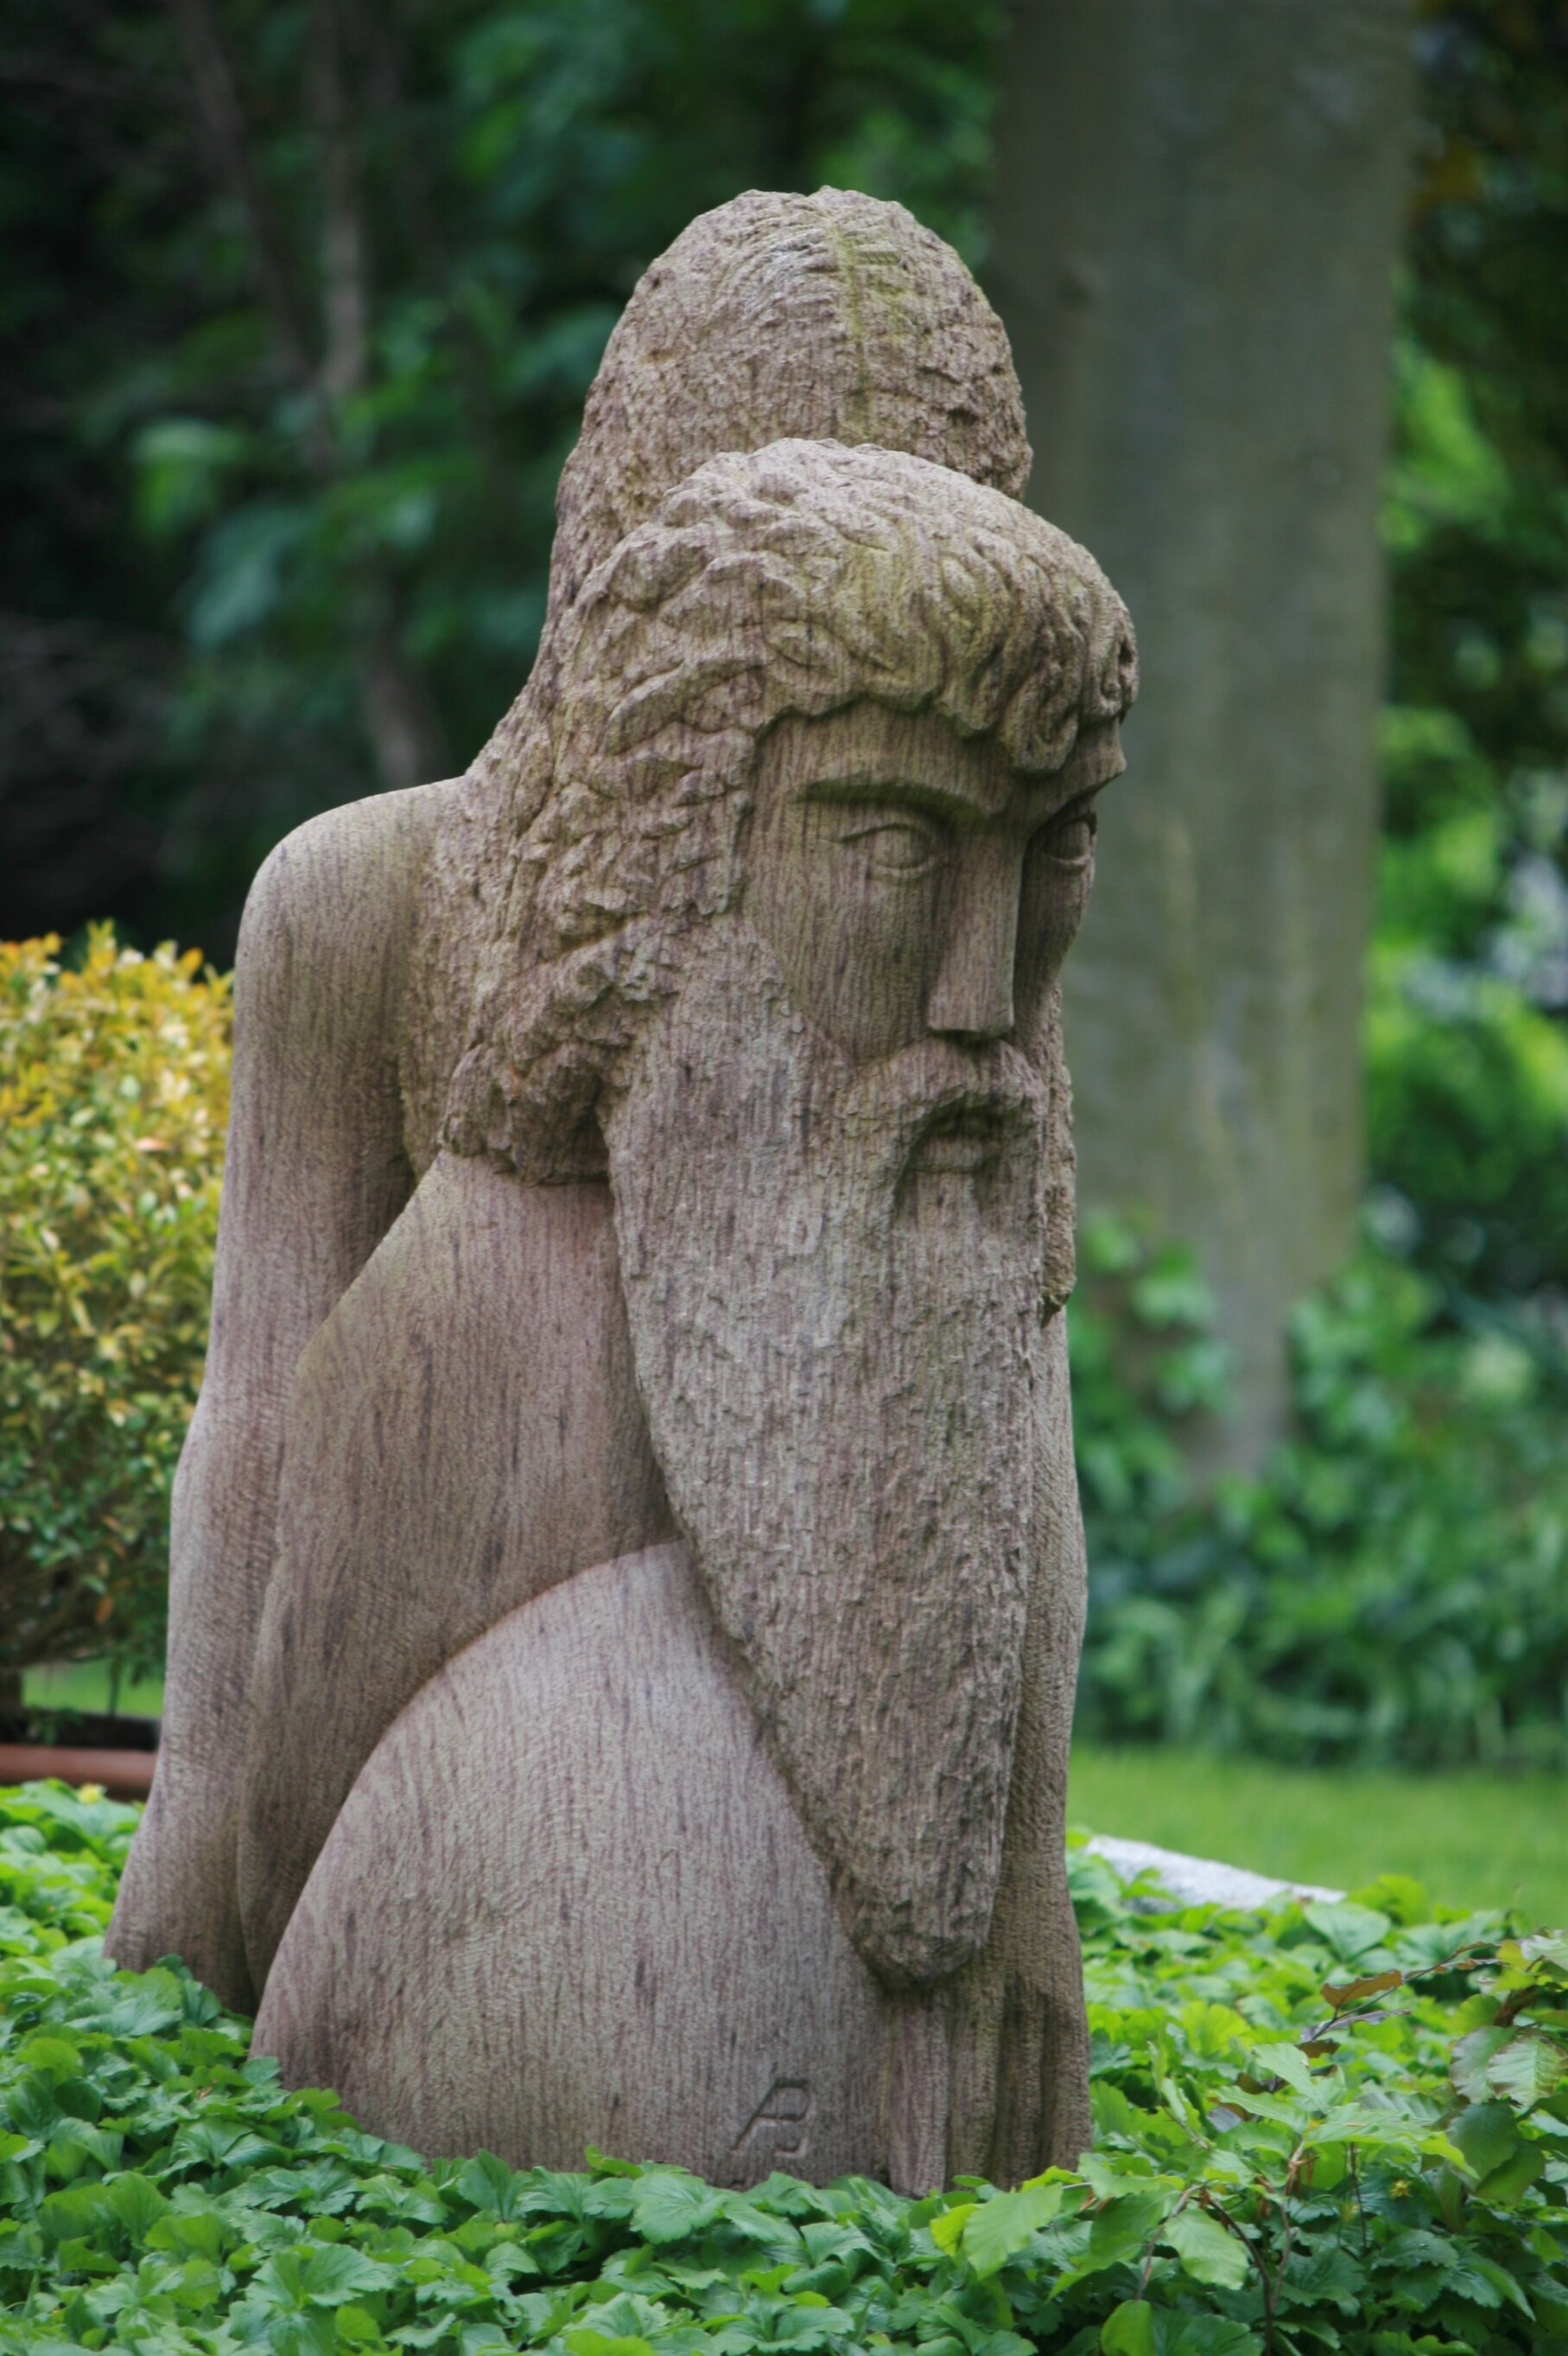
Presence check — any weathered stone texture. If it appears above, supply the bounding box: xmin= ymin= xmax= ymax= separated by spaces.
xmin=109 ymin=190 xmax=1136 ymax=2194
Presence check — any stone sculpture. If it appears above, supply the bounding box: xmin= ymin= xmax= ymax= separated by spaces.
xmin=107 ymin=191 xmax=1137 ymax=2195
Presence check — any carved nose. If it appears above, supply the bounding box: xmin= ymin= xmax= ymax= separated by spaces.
xmin=926 ymin=841 xmax=1019 ymax=1042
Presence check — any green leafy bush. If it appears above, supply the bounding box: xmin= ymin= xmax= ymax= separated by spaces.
xmin=1072 ymin=1219 xmax=1568 ymax=1772
xmin=1 ymin=1784 xmax=1565 ymax=2353
xmin=0 ymin=933 xmax=229 ymax=1690
xmin=1366 ymin=696 xmax=1568 ymax=1299
xmin=1379 ymin=19 xmax=1568 ymax=1297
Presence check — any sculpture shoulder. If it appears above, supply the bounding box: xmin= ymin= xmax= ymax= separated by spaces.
xmin=232 ymin=768 xmax=511 ymax=1196
xmin=234 ymin=774 xmax=505 ymax=1152
xmin=237 ymin=782 xmax=451 ymax=1041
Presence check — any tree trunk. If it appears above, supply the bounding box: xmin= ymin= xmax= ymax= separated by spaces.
xmin=991 ymin=0 xmax=1415 ymax=1461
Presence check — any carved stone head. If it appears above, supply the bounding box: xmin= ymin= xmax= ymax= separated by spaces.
xmin=471 ymin=187 xmax=1032 ymax=822
xmin=547 ymin=187 xmax=1032 ymax=621
xmin=448 ymin=438 xmax=1134 ymax=1987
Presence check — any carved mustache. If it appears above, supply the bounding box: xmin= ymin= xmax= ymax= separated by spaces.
xmin=822 ymin=1038 xmax=1051 ymax=1186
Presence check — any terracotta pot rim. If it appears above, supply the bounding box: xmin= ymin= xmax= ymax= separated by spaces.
xmin=0 ymin=1743 xmax=156 ymax=1799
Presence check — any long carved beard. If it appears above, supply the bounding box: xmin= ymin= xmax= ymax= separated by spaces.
xmin=602 ymin=921 xmax=1068 ymax=1988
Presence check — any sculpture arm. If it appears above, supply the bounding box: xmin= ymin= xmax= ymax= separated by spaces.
xmin=106 ymin=787 xmax=439 ymax=2010
xmin=235 ymin=1155 xmax=675 ymax=1993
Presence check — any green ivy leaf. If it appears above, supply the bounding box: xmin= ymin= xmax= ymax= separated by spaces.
xmin=1102 ymin=2303 xmax=1156 ymax=2356
xmin=1485 ymin=2030 xmax=1566 ymax=2111
xmin=1451 ymin=2025 xmax=1512 ymax=2102
xmin=1304 ymin=1904 xmax=1394 ymax=1967
xmin=334 ymin=2307 xmax=382 ymax=2346
xmin=1064 ymin=2188 xmax=1178 ymax=2288
xmin=958 ymin=2175 xmax=1070 ymax=2278
xmin=1448 ymin=2099 xmax=1521 ymax=2183
xmin=1159 ymin=2205 xmax=1251 ymax=2290
xmin=1249 ymin=2041 xmax=1315 ymax=2098
xmin=454 ymin=2150 xmax=530 ymax=2221
xmin=106 ymin=2171 xmax=170 ymax=2240
xmin=38 ymin=2183 xmax=113 ymax=2245
xmin=928 ymin=2200 xmax=976 ymax=2254
xmin=254 ymin=2243 xmax=392 ymax=2310
xmin=1102 ymin=2304 xmax=1259 ymax=2356
xmin=627 ymin=2169 xmax=727 ymax=2244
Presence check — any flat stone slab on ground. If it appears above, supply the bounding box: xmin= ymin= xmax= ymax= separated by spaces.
xmin=1089 ymin=1835 xmax=1343 ymax=1911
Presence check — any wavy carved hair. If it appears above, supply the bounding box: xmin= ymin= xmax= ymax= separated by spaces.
xmin=446 ymin=438 xmax=1137 ymax=1183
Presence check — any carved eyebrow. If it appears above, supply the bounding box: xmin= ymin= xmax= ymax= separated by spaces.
xmin=794 ymin=730 xmax=1121 ymax=823
xmin=799 ymin=773 xmax=997 ymax=822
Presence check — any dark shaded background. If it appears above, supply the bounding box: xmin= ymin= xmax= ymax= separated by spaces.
xmin=2 ymin=0 xmax=999 ymax=955
xmin=3 ymin=0 xmax=1566 ymax=1300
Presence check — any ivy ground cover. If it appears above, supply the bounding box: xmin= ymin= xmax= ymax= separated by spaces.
xmin=2 ymin=1785 xmax=1566 ymax=2356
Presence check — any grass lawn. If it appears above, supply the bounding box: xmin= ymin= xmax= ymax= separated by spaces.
xmin=1070 ymin=1742 xmax=1568 ymax=1930
xmin=23 ymin=1659 xmax=166 ymax=1718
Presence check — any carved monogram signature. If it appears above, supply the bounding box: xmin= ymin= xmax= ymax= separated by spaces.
xmin=733 ymin=2077 xmax=813 ymax=2161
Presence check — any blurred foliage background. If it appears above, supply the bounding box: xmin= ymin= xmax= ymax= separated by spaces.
xmin=2 ymin=0 xmax=1565 ymax=1757
xmin=0 ymin=936 xmax=227 ymax=1699
xmin=1 ymin=0 xmax=999 ymax=951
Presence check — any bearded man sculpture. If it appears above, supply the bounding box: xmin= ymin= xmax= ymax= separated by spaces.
xmin=107 ymin=194 xmax=1136 ymax=2196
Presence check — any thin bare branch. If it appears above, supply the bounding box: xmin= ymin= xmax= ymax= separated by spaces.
xmin=308 ymin=0 xmax=369 ymax=404
xmin=165 ymin=0 xmax=318 ymax=397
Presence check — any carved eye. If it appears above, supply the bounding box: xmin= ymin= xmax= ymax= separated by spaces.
xmin=840 ymin=816 xmax=942 ymax=878
xmin=1040 ymin=802 xmax=1098 ymax=868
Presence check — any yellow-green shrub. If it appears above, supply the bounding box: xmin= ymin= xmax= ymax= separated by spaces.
xmin=0 ymin=929 xmax=229 ymax=1687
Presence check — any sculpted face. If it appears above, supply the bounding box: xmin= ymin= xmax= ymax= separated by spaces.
xmin=746 ymin=704 xmax=1123 ymax=1066
xmin=600 ymin=702 xmax=1115 ymax=1990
